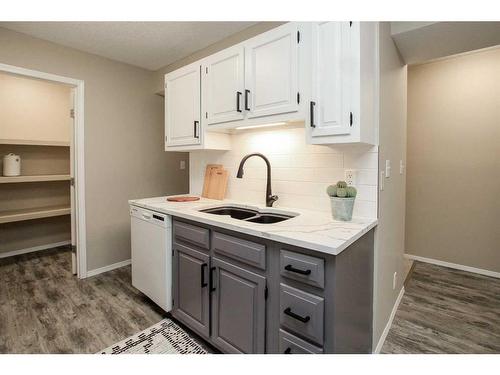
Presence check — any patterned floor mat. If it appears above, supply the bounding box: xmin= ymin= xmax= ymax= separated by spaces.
xmin=100 ymin=318 xmax=208 ymax=354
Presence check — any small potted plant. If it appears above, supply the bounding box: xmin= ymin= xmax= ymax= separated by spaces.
xmin=326 ymin=181 xmax=357 ymax=221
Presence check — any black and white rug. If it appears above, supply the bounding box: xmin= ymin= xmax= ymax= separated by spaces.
xmin=100 ymin=318 xmax=209 ymax=354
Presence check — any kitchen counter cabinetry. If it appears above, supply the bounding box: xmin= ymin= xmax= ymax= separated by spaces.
xmin=171 ymin=218 xmax=374 ymax=354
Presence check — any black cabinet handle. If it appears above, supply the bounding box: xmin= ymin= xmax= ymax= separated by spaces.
xmin=200 ymin=263 xmax=208 ymax=288
xmin=284 ymin=347 xmax=292 ymax=354
xmin=244 ymin=89 xmax=250 ymax=111
xmin=284 ymin=307 xmax=310 ymax=323
xmin=285 ymin=264 xmax=311 ymax=275
xmin=310 ymin=101 xmax=316 ymax=128
xmin=193 ymin=121 xmax=199 ymax=138
xmin=236 ymin=91 xmax=242 ymax=112
xmin=209 ymin=266 xmax=216 ymax=292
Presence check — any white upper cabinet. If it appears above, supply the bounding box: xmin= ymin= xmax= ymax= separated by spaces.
xmin=307 ymin=22 xmax=377 ymax=145
xmin=203 ymin=45 xmax=245 ymax=126
xmin=163 ymin=22 xmax=378 ymax=151
xmin=244 ymin=23 xmax=300 ymax=119
xmin=310 ymin=22 xmax=352 ymax=137
xmin=165 ymin=63 xmax=202 ymax=148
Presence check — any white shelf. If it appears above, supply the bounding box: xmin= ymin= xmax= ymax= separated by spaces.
xmin=0 ymin=175 xmax=71 ymax=184
xmin=0 ymin=139 xmax=70 ymax=147
xmin=0 ymin=205 xmax=71 ymax=224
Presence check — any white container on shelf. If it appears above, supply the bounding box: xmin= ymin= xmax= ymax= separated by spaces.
xmin=3 ymin=153 xmax=21 ymax=176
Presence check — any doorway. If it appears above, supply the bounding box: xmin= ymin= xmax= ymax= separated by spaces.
xmin=0 ymin=63 xmax=86 ymax=278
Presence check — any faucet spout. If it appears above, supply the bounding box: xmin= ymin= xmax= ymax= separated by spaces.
xmin=236 ymin=153 xmax=278 ymax=207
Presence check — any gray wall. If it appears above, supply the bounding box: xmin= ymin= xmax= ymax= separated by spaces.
xmin=406 ymin=47 xmax=500 ymax=273
xmin=0 ymin=27 xmax=189 ymax=271
xmin=373 ymin=22 xmax=408 ymax=348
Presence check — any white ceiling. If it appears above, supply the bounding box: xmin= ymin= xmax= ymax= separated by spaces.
xmin=0 ymin=22 xmax=258 ymax=70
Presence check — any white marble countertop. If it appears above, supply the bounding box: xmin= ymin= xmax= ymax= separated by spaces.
xmin=129 ymin=196 xmax=378 ymax=256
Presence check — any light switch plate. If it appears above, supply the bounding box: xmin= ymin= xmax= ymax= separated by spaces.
xmin=180 ymin=160 xmax=186 ymax=170
xmin=385 ymin=160 xmax=391 ymax=178
xmin=399 ymin=160 xmax=404 ymax=174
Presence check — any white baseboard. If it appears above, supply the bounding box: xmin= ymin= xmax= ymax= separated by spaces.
xmin=374 ymin=286 xmax=405 ymax=354
xmin=0 ymin=241 xmax=71 ymax=259
xmin=405 ymin=254 xmax=500 ymax=279
xmin=87 ymin=259 xmax=131 ymax=278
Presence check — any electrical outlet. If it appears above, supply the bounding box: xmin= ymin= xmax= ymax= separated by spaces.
xmin=180 ymin=160 xmax=186 ymax=170
xmin=385 ymin=160 xmax=391 ymax=178
xmin=399 ymin=160 xmax=404 ymax=175
xmin=393 ymin=272 xmax=397 ymax=290
xmin=344 ymin=169 xmax=357 ymax=185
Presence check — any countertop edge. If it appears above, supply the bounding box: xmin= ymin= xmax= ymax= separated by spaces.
xmin=129 ymin=199 xmax=378 ymax=256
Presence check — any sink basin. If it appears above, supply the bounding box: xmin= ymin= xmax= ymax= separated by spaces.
xmin=245 ymin=214 xmax=292 ymax=224
xmin=199 ymin=206 xmax=258 ymax=220
xmin=199 ymin=205 xmax=297 ymax=224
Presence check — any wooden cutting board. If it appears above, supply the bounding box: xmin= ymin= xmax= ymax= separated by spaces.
xmin=202 ymin=164 xmax=228 ymax=200
xmin=166 ymin=196 xmax=200 ymax=202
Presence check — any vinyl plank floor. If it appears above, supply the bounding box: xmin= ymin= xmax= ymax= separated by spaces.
xmin=0 ymin=247 xmax=166 ymax=354
xmin=382 ymin=261 xmax=500 ymax=354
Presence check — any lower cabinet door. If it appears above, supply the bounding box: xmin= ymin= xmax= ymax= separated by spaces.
xmin=172 ymin=243 xmax=210 ymax=339
xmin=211 ymin=257 xmax=266 ymax=353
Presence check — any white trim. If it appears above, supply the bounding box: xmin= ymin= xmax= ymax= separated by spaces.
xmin=87 ymin=259 xmax=131 ymax=278
xmin=374 ymin=286 xmax=405 ymax=354
xmin=0 ymin=241 xmax=71 ymax=259
xmin=0 ymin=63 xmax=87 ymax=279
xmin=405 ymin=254 xmax=500 ymax=279
xmin=74 ymin=81 xmax=87 ymax=278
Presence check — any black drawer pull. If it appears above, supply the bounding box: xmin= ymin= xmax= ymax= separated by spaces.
xmin=284 ymin=307 xmax=310 ymax=323
xmin=200 ymin=263 xmax=208 ymax=288
xmin=284 ymin=347 xmax=292 ymax=354
xmin=285 ymin=264 xmax=311 ymax=275
xmin=209 ymin=266 xmax=216 ymax=292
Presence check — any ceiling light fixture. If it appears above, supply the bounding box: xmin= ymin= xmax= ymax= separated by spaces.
xmin=235 ymin=122 xmax=287 ymax=130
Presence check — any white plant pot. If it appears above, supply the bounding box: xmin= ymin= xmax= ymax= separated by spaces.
xmin=330 ymin=197 xmax=355 ymax=221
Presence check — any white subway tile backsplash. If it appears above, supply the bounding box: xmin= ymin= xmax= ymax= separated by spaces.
xmin=190 ymin=127 xmax=378 ymax=218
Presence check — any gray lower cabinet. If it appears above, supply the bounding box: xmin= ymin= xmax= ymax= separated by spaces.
xmin=171 ymin=218 xmax=374 ymax=354
xmin=172 ymin=243 xmax=210 ymax=339
xmin=210 ymin=257 xmax=266 ymax=353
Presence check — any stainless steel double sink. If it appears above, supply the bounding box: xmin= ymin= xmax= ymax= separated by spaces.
xmin=199 ymin=205 xmax=298 ymax=224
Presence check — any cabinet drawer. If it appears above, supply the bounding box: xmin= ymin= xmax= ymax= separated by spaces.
xmin=279 ymin=329 xmax=323 ymax=354
xmin=280 ymin=250 xmax=324 ymax=289
xmin=280 ymin=284 xmax=324 ymax=345
xmin=173 ymin=221 xmax=210 ymax=250
xmin=212 ymin=231 xmax=266 ymax=270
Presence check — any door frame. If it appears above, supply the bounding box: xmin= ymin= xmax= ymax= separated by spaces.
xmin=0 ymin=62 xmax=88 ymax=279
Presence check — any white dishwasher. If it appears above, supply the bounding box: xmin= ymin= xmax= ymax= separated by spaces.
xmin=130 ymin=205 xmax=172 ymax=312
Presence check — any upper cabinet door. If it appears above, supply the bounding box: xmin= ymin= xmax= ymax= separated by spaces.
xmin=165 ymin=63 xmax=202 ymax=147
xmin=244 ymin=23 xmax=300 ymax=119
xmin=309 ymin=22 xmax=352 ymax=138
xmin=203 ymin=45 xmax=245 ymax=126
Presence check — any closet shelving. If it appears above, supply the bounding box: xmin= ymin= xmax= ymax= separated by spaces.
xmin=0 ymin=174 xmax=71 ymax=184
xmin=0 ymin=139 xmax=70 ymax=147
xmin=0 ymin=140 xmax=71 ymax=225
xmin=0 ymin=205 xmax=71 ymax=224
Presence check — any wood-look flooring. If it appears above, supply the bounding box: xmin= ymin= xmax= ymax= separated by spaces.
xmin=382 ymin=261 xmax=500 ymax=354
xmin=2 ymin=248 xmax=499 ymax=354
xmin=0 ymin=246 xmax=166 ymax=354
